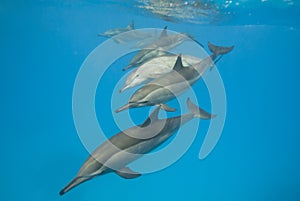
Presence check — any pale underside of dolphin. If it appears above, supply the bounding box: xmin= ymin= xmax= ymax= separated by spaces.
xmin=59 ymin=99 xmax=215 ymax=195
xmin=116 ymin=42 xmax=234 ymax=113
xmin=120 ymin=54 xmax=203 ymax=93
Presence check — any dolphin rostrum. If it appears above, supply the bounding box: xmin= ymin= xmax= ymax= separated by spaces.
xmin=120 ymin=54 xmax=202 ymax=93
xmin=59 ymin=99 xmax=215 ymax=195
xmin=98 ymin=20 xmax=134 ymax=38
xmin=116 ymin=42 xmax=234 ymax=113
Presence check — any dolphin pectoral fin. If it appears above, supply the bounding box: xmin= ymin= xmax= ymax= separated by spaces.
xmin=116 ymin=167 xmax=141 ymax=179
xmin=160 ymin=104 xmax=176 ymax=112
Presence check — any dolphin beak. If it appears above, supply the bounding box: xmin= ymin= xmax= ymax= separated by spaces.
xmin=122 ymin=64 xmax=133 ymax=71
xmin=119 ymin=83 xmax=133 ymax=93
xmin=59 ymin=176 xmax=91 ymax=196
xmin=115 ymin=103 xmax=131 ymax=113
xmin=119 ymin=85 xmax=128 ymax=93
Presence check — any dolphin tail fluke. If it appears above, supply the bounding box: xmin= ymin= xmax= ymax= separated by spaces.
xmin=187 ymin=98 xmax=216 ymax=119
xmin=59 ymin=176 xmax=90 ymax=196
xmin=208 ymin=42 xmax=234 ymax=57
xmin=115 ymin=103 xmax=132 ymax=113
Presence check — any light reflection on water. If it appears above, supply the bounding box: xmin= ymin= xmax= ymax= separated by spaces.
xmin=135 ymin=0 xmax=220 ymax=24
xmin=131 ymin=0 xmax=299 ymax=25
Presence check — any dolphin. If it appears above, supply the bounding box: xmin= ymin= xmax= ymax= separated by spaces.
xmin=120 ymin=54 xmax=202 ymax=93
xmin=116 ymin=42 xmax=234 ymax=113
xmin=98 ymin=20 xmax=134 ymax=38
xmin=122 ymin=26 xmax=197 ymax=71
xmin=112 ymin=29 xmax=158 ymax=45
xmin=59 ymin=99 xmax=215 ymax=195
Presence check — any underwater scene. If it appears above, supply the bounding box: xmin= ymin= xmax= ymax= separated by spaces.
xmin=1 ymin=0 xmax=300 ymax=201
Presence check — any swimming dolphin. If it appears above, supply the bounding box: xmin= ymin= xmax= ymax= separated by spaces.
xmin=59 ymin=99 xmax=215 ymax=195
xmin=98 ymin=20 xmax=134 ymax=37
xmin=122 ymin=26 xmax=196 ymax=71
xmin=116 ymin=42 xmax=234 ymax=113
xmin=120 ymin=54 xmax=202 ymax=93
xmin=112 ymin=29 xmax=159 ymax=45
xmin=122 ymin=26 xmax=169 ymax=71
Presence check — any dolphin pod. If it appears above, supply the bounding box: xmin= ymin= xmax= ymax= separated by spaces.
xmin=60 ymin=99 xmax=215 ymax=195
xmin=116 ymin=42 xmax=234 ymax=113
xmin=60 ymin=24 xmax=234 ymax=195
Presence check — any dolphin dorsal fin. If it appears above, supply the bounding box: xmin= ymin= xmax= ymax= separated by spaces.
xmin=173 ymin=54 xmax=184 ymax=71
xmin=128 ymin=20 xmax=134 ymax=29
xmin=140 ymin=106 xmax=161 ymax=127
xmin=159 ymin=26 xmax=168 ymax=38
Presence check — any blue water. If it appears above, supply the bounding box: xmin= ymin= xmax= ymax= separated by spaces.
xmin=1 ymin=1 xmax=300 ymax=201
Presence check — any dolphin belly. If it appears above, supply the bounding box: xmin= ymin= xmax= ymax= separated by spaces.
xmin=140 ymin=86 xmax=174 ymax=104
xmin=102 ymin=131 xmax=173 ymax=171
xmin=140 ymin=76 xmax=197 ymax=104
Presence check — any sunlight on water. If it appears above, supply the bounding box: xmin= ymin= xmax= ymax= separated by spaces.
xmin=135 ymin=0 xmax=220 ymax=24
xmin=131 ymin=0 xmax=299 ymax=25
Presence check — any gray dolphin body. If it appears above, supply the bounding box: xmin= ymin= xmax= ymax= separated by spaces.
xmin=98 ymin=21 xmax=134 ymax=37
xmin=116 ymin=42 xmax=234 ymax=113
xmin=59 ymin=99 xmax=214 ymax=195
xmin=122 ymin=27 xmax=195 ymax=71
